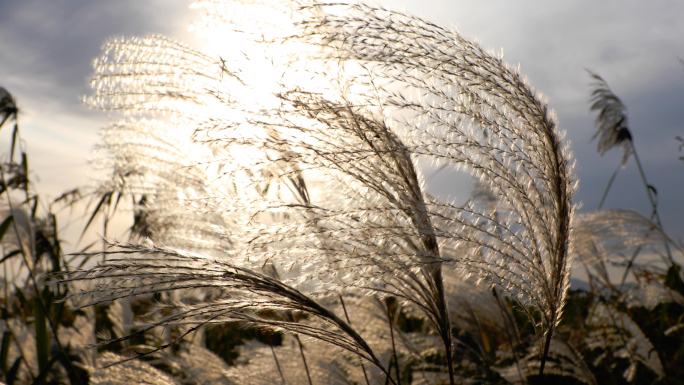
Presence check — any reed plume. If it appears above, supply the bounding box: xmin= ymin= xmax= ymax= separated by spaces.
xmin=587 ymin=71 xmax=673 ymax=269
xmin=0 ymin=87 xmax=17 ymax=128
xmin=289 ymin=2 xmax=574 ymax=371
xmin=588 ymin=71 xmax=632 ymax=167
xmin=574 ymin=209 xmax=673 ymax=289
xmin=59 ymin=1 xmax=575 ymax=381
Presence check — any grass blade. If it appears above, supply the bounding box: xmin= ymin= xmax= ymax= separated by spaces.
xmin=6 ymin=357 xmax=21 ymax=385
xmin=34 ymin=290 xmax=50 ymax=375
xmin=0 ymin=331 xmax=10 ymax=376
xmin=10 ymin=123 xmax=18 ymax=163
xmin=80 ymin=193 xmax=109 ymax=241
xmin=0 ymin=250 xmax=21 ymax=264
xmin=0 ymin=215 xmax=14 ymax=243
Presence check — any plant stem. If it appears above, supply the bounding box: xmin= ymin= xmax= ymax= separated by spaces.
xmin=598 ymin=163 xmax=621 ymax=210
xmin=385 ymin=300 xmax=401 ymax=385
xmin=538 ymin=324 xmax=554 ymax=377
xmin=269 ymin=336 xmax=287 ymax=385
xmin=432 ymin=266 xmax=455 ymax=385
xmin=295 ymin=335 xmax=313 ymax=385
xmin=340 ymin=295 xmax=371 ymax=385
xmin=630 ymin=144 xmax=673 ymax=264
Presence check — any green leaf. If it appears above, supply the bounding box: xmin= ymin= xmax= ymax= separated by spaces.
xmin=80 ymin=193 xmax=110 ymax=242
xmin=111 ymin=190 xmax=124 ymax=216
xmin=20 ymin=152 xmax=28 ymax=178
xmin=30 ymin=196 xmax=38 ymax=220
xmin=6 ymin=357 xmax=21 ymax=385
xmin=30 ymin=353 xmax=60 ymax=385
xmin=0 ymin=331 xmax=10 ymax=376
xmin=47 ymin=214 xmax=62 ymax=274
xmin=20 ymin=152 xmax=28 ymax=194
xmin=34 ymin=297 xmax=49 ymax=374
xmin=9 ymin=123 xmax=18 ymax=162
xmin=0 ymin=215 xmax=14 ymax=244
xmin=0 ymin=250 xmax=21 ymax=264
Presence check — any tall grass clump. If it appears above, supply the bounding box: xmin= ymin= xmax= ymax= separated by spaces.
xmin=55 ymin=1 xmax=575 ymax=383
xmin=0 ymin=88 xmax=91 ymax=385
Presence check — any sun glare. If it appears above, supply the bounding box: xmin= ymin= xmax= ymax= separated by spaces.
xmin=189 ymin=1 xmax=319 ymax=110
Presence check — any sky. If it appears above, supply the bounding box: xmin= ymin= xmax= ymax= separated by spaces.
xmin=1 ymin=0 xmax=683 ymax=248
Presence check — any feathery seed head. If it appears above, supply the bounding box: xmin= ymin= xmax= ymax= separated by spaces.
xmin=62 ymin=1 xmax=576 ymax=379
xmin=587 ymin=70 xmax=633 ymax=167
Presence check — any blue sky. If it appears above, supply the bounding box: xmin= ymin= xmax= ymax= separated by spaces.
xmin=1 ymin=0 xmax=683 ymax=243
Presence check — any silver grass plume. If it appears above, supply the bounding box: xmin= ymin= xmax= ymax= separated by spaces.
xmin=59 ymin=244 xmax=392 ymax=378
xmin=587 ymin=71 xmax=632 ymax=167
xmin=574 ymin=209 xmax=674 ymax=288
xmin=87 ymin=36 xmax=240 ymax=254
xmin=62 ymin=0 xmax=575 ymax=380
xmin=234 ymin=88 xmax=461 ymax=381
xmin=85 ymin=12 xmax=458 ymax=383
xmin=286 ymin=1 xmax=574 ymax=369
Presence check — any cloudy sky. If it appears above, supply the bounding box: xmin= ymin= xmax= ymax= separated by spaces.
xmin=1 ymin=0 xmax=683 ymax=244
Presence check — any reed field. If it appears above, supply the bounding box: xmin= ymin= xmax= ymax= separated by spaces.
xmin=0 ymin=1 xmax=682 ymax=384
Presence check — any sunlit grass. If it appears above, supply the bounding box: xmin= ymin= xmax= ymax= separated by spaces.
xmin=0 ymin=2 xmax=682 ymax=385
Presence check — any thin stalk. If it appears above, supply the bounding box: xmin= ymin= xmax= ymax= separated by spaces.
xmin=432 ymin=266 xmax=455 ymax=385
xmin=294 ymin=334 xmax=313 ymax=385
xmin=613 ymin=144 xmax=675 ymax=287
xmin=3 ymin=262 xmax=8 ymax=311
xmin=102 ymin=200 xmax=109 ymax=263
xmin=598 ymin=163 xmax=621 ymax=210
xmin=540 ymin=245 xmax=566 ymax=376
xmin=385 ymin=300 xmax=401 ymax=385
xmin=269 ymin=336 xmax=287 ymax=385
xmin=630 ymin=145 xmax=673 ymax=264
xmin=539 ymin=121 xmax=572 ymax=378
xmin=340 ymin=296 xmax=371 ymax=385
xmin=618 ymin=231 xmax=651 ymax=288
xmin=538 ymin=324 xmax=554 ymax=377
